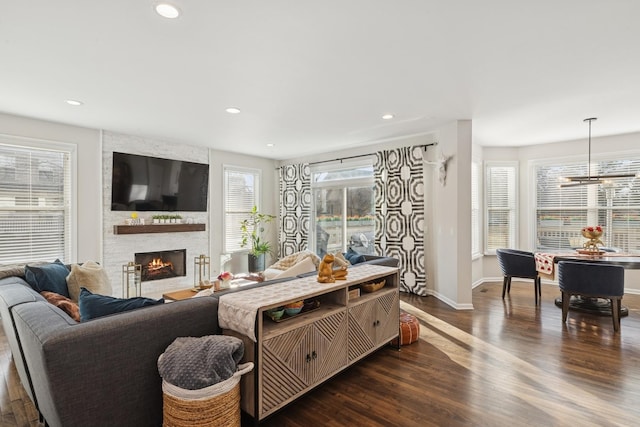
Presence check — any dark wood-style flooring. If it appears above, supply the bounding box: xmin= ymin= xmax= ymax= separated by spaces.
xmin=2 ymin=281 xmax=639 ymax=426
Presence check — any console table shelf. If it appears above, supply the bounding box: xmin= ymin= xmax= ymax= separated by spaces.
xmin=113 ymin=224 xmax=206 ymax=235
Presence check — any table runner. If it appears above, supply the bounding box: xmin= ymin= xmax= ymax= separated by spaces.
xmin=218 ymin=264 xmax=397 ymax=341
xmin=534 ymin=253 xmax=555 ymax=275
xmin=534 ymin=251 xmax=640 ymax=279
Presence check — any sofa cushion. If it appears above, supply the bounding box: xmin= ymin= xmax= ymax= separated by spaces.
xmin=67 ymin=261 xmax=112 ymax=301
xmin=262 ymin=268 xmax=282 ymax=280
xmin=332 ymin=251 xmax=350 ymax=267
xmin=271 ymin=256 xmax=317 ymax=280
xmin=344 ymin=248 xmax=366 ymax=264
xmin=0 ymin=263 xmax=28 ymax=280
xmin=78 ymin=288 xmax=164 ymax=321
xmin=268 ymin=250 xmax=321 ymax=271
xmin=40 ymin=291 xmax=81 ymax=322
xmin=24 ymin=259 xmax=71 ymax=297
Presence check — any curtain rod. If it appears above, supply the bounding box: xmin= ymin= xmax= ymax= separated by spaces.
xmin=306 ymin=142 xmax=438 ymax=167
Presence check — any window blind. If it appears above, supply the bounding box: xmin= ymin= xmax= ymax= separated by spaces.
xmin=485 ymin=163 xmax=517 ymax=252
xmin=224 ymin=166 xmax=260 ymax=252
xmin=0 ymin=143 xmax=71 ymax=263
xmin=535 ymin=157 xmax=640 ymax=252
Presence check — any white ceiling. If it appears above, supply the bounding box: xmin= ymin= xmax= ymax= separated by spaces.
xmin=2 ymin=1 xmax=640 ymax=160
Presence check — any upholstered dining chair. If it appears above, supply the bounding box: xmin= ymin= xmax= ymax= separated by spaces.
xmin=495 ymin=248 xmax=541 ymax=305
xmin=558 ymin=260 xmax=625 ymax=332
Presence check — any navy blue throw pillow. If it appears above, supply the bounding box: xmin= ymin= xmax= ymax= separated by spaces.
xmin=344 ymin=247 xmax=358 ymax=262
xmin=344 ymin=248 xmax=366 ymax=265
xmin=78 ymin=288 xmax=164 ymax=321
xmin=24 ymin=259 xmax=71 ymax=297
xmin=351 ymin=254 xmax=367 ymax=264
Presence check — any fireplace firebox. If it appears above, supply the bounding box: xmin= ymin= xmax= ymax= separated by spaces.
xmin=135 ymin=249 xmax=186 ymax=282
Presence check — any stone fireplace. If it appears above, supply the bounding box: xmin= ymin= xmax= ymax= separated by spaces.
xmin=103 ymin=132 xmax=210 ymax=299
xmin=135 ymin=249 xmax=186 ymax=282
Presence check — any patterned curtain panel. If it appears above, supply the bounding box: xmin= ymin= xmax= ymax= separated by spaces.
xmin=278 ymin=163 xmax=311 ymax=257
xmin=375 ymin=146 xmax=427 ymax=295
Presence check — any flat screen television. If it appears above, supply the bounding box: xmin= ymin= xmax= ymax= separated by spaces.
xmin=111 ymin=152 xmax=209 ymax=212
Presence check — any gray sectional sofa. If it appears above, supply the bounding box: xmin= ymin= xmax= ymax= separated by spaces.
xmin=0 ymin=255 xmax=398 ymax=427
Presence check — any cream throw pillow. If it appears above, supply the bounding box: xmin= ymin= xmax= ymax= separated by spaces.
xmin=332 ymin=251 xmax=350 ymax=267
xmin=262 ymin=268 xmax=282 ymax=281
xmin=66 ymin=261 xmax=112 ymax=301
xmin=273 ymin=256 xmax=317 ymax=279
xmin=269 ymin=250 xmax=321 ymax=271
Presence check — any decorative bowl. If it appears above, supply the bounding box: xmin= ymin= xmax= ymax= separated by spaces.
xmin=581 ymin=226 xmax=603 ymax=240
xmin=302 ymin=300 xmax=320 ymax=312
xmin=361 ymin=280 xmax=385 ymax=293
xmin=266 ymin=308 xmax=285 ymax=321
xmin=285 ymin=306 xmax=302 ymax=316
xmin=285 ymin=301 xmax=304 ymax=309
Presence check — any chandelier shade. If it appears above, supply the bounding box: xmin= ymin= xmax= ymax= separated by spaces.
xmin=560 ymin=118 xmax=638 ymax=188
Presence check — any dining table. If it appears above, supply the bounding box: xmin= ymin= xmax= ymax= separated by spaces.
xmin=534 ymin=251 xmax=640 ymax=317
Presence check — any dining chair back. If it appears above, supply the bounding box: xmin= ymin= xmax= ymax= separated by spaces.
xmin=495 ymin=248 xmax=541 ymax=305
xmin=557 ymin=260 xmax=624 ymax=332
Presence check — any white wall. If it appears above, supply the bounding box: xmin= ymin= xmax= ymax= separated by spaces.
xmin=208 ymin=149 xmax=278 ymax=277
xmin=0 ymin=112 xmax=102 ymax=262
xmin=471 ymin=142 xmax=484 ymax=287
xmin=430 ymin=121 xmax=473 ymax=309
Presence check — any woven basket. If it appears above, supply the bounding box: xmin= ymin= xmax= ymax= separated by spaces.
xmin=361 ymin=279 xmax=385 ymax=293
xmin=162 ymin=363 xmax=253 ymax=427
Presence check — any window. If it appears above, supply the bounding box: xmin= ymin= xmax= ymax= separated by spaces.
xmin=535 ymin=156 xmax=640 ymax=252
xmin=223 ymin=166 xmax=260 ymax=252
xmin=0 ymin=138 xmax=75 ymax=263
xmin=311 ymin=159 xmax=375 ymax=256
xmin=485 ymin=162 xmax=517 ymax=253
xmin=471 ymin=161 xmax=481 ymax=257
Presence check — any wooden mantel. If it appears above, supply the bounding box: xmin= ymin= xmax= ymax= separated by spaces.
xmin=113 ymin=223 xmax=206 ymax=235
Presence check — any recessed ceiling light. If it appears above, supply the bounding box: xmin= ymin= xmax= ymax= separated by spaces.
xmin=155 ymin=3 xmax=181 ymax=19
xmin=225 ymin=107 xmax=241 ymax=114
xmin=266 ymin=143 xmax=274 ymax=148
xmin=65 ymin=99 xmax=83 ymax=106
xmin=382 ymin=114 xmax=394 ymax=120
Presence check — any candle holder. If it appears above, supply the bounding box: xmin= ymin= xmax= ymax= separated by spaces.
xmin=194 ymin=254 xmax=210 ymax=289
xmin=122 ymin=261 xmax=142 ymax=298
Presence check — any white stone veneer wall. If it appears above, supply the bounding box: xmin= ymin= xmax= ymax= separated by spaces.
xmin=102 ymin=131 xmax=210 ymax=299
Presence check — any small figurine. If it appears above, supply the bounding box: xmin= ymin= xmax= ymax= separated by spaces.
xmin=317 ymin=254 xmax=336 ymax=283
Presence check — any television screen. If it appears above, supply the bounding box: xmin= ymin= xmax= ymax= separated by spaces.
xmin=111 ymin=152 xmax=209 ymax=212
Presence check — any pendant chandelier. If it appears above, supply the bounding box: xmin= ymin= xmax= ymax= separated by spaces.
xmin=560 ymin=117 xmax=637 ymax=188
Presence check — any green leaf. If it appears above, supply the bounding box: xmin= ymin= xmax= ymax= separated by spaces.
xmin=239 ymin=205 xmax=276 ymax=255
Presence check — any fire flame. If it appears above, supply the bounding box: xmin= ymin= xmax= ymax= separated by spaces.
xmin=148 ymin=258 xmax=173 ymax=270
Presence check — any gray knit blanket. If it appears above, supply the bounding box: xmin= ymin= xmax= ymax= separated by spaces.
xmin=158 ymin=335 xmax=244 ymax=390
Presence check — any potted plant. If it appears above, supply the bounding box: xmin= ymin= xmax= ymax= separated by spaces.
xmin=240 ymin=206 xmax=276 ymax=272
